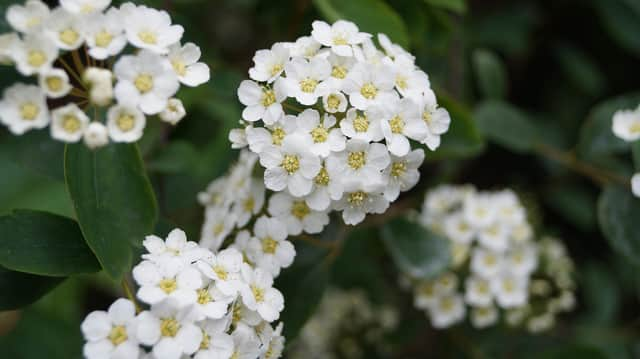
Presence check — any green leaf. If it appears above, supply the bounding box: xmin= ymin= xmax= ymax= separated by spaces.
xmin=593 ymin=0 xmax=640 ymax=56
xmin=428 ymin=92 xmax=485 ymax=160
xmin=0 ymin=129 xmax=65 ymax=180
xmin=472 ymin=48 xmax=507 ymax=99
xmin=544 ymin=184 xmax=597 ymax=232
xmin=64 ymin=144 xmax=158 ymax=279
xmin=598 ymin=185 xmax=640 ymax=266
xmin=147 ymin=140 xmax=200 ymax=174
xmin=577 ymin=93 xmax=640 ymax=159
xmin=381 ymin=217 xmax=450 ymax=279
xmin=276 ymin=241 xmax=330 ymax=342
xmin=0 ymin=266 xmax=65 ymax=311
xmin=633 ymin=141 xmax=640 ymax=170
xmin=313 ymin=0 xmax=410 ymax=48
xmin=475 ymin=100 xmax=540 ymax=153
xmin=555 ymin=45 xmax=606 ymax=96
xmin=0 ymin=210 xmax=100 ymax=276
xmin=424 ymin=0 xmax=466 ymax=14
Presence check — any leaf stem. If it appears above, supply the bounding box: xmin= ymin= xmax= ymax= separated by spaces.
xmin=121 ymin=278 xmax=141 ymax=313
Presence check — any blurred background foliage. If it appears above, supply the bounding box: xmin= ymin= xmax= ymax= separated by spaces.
xmin=1 ymin=0 xmax=640 ymax=357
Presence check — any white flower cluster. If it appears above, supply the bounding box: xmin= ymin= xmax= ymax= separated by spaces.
xmin=404 ymin=185 xmax=575 ymax=331
xmin=0 ymin=0 xmax=209 ymax=148
xmin=229 ymin=20 xmax=450 ymax=225
xmin=81 ymin=228 xmax=285 ymax=359
xmin=611 ymin=105 xmax=640 ymax=197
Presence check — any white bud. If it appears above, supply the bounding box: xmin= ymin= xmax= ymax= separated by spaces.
xmin=159 ymin=98 xmax=185 ymax=125
xmin=83 ymin=122 xmax=109 ymax=149
xmin=83 ymin=67 xmax=113 ymax=106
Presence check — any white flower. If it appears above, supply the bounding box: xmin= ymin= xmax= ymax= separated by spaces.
xmin=229 ymin=127 xmax=249 ymax=149
xmin=13 ymin=33 xmax=58 ymax=75
xmin=286 ymin=36 xmax=321 ymax=59
xmin=322 ymin=92 xmax=348 ymax=113
xmin=84 ymin=122 xmax=109 ymax=149
xmin=84 ymin=67 xmax=114 ymax=106
xmin=7 ymin=0 xmax=50 ymax=33
xmin=258 ymin=322 xmax=285 ymax=359
xmin=38 ymin=68 xmax=72 ymax=98
xmin=237 ymin=80 xmax=286 ymax=125
xmin=142 ymin=228 xmax=202 ymax=270
xmin=491 ymin=274 xmax=528 ymax=308
xmin=232 ymin=181 xmax=265 ymax=227
xmin=386 ymin=54 xmax=429 ymax=99
xmin=159 ymin=98 xmax=186 ymax=125
xmin=106 ymin=104 xmax=146 ymax=142
xmin=434 ymin=272 xmax=458 ymax=295
xmin=470 ymin=248 xmax=503 ymax=279
xmin=328 ymin=139 xmax=390 ymax=185
xmin=60 ymin=0 xmax=110 ymax=14
xmin=121 ymin=3 xmax=183 ymax=54
xmin=0 ymin=83 xmax=49 ymax=135
xmin=0 ymin=33 xmax=19 ymax=63
xmin=168 ymin=42 xmax=210 ymax=87
xmin=280 ymin=57 xmax=331 ymax=105
xmin=470 ymin=306 xmax=498 ymax=329
xmin=377 ymin=33 xmax=414 ymax=60
xmin=339 ymin=108 xmax=384 ymax=142
xmin=310 ymin=20 xmax=369 ymax=57
xmin=380 ymin=97 xmax=427 ymax=156
xmin=612 ymin=106 xmax=640 ymax=142
xmin=383 ymin=149 xmax=424 ymax=201
xmin=428 ymin=294 xmax=465 ymax=329
xmin=464 ymin=276 xmax=493 ymax=307
xmin=44 ymin=7 xmax=84 ymax=50
xmin=187 ymin=283 xmax=230 ymax=321
xmin=477 ymin=223 xmax=510 ymax=252
xmin=506 ymin=244 xmax=538 ymax=277
xmin=247 ymin=216 xmax=295 ymax=276
xmin=230 ymin=299 xmax=262 ymax=328
xmin=81 ymin=299 xmax=139 ymax=359
xmin=114 ymin=50 xmax=180 ymax=115
xmin=442 ymin=212 xmax=475 ymax=244
xmin=304 ymin=162 xmax=343 ymax=211
xmin=193 ymin=319 xmax=235 ymax=359
xmin=414 ymin=281 xmax=437 ymax=310
xmin=249 ymin=43 xmax=289 ymax=83
xmin=268 ymin=192 xmax=329 ymax=235
xmin=325 ymin=53 xmax=356 ymax=89
xmin=50 ymin=103 xmax=89 ymax=142
xmin=632 ymin=173 xmax=640 ymax=198
xmin=132 ymin=260 xmax=203 ymax=307
xmin=246 ymin=115 xmax=298 ymax=153
xmin=200 ymin=208 xmax=237 ymax=251
xmin=463 ymin=193 xmax=497 ymax=228
xmin=136 ymin=303 xmax=202 ymax=359
xmin=229 ymin=324 xmax=262 ymax=359
xmin=333 ymin=181 xmax=389 ymax=225
xmin=419 ymin=89 xmax=451 ymax=150
xmin=259 ymin=135 xmax=321 ymax=197
xmin=296 ymin=110 xmax=345 ymax=158
xmin=197 ymin=247 xmax=245 ymax=295
xmin=239 ymin=266 xmax=285 ymax=322
xmin=81 ymin=8 xmax=127 ymax=60
xmin=342 ymin=62 xmax=395 ymax=110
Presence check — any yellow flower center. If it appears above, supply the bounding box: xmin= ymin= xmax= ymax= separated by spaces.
xmin=46 ymin=76 xmax=63 ymax=92
xmin=291 ymin=201 xmax=310 ymax=219
xmin=396 ymin=76 xmax=408 ymax=90
xmin=420 ymin=282 xmax=435 ymax=296
xmin=311 ymin=126 xmax=328 ymax=143
xmin=333 ymin=36 xmax=348 ymax=45
xmin=270 ymin=63 xmax=283 ymax=77
xmin=629 ymin=121 xmax=640 ymax=134
xmin=199 ymin=331 xmax=210 ymax=350
xmin=391 ymin=162 xmax=406 ymax=178
xmin=172 ymin=60 xmax=187 ymax=76
xmin=213 ymin=222 xmax=225 ymax=236
xmin=326 ymin=94 xmax=341 ymax=110
xmin=360 ymin=83 xmax=377 ymax=99
xmin=261 ymin=89 xmax=276 ymax=107
xmin=197 ymin=288 xmax=212 ymax=304
xmin=160 ymin=318 xmax=180 ymax=337
xmin=347 ymin=151 xmax=366 ymax=170
xmin=353 ymin=114 xmax=369 ymax=132
xmin=108 ymin=325 xmax=128 ymax=346
xmin=243 ymin=197 xmax=255 ymax=212
xmin=27 ymin=50 xmax=46 ymax=67
xmin=331 ymin=66 xmax=347 ymax=79
xmin=19 ymin=102 xmax=39 ymax=121
xmin=95 ymin=30 xmax=113 ymax=47
xmin=271 ymin=127 xmax=285 ymax=145
xmin=477 ymin=281 xmax=490 ymax=294
xmin=347 ymin=191 xmax=367 ymax=206
xmin=483 ymin=254 xmax=496 ymax=266
xmin=422 ymin=110 xmax=432 ymax=125
xmin=314 ymin=167 xmax=330 ymax=186
xmin=158 ymin=278 xmax=177 ymax=294
xmin=59 ymin=28 xmax=79 ymax=46
xmin=26 ymin=17 xmax=42 ymax=28
xmin=232 ymin=302 xmax=242 ymax=324
xmin=502 ymin=279 xmax=515 ymax=293
xmin=389 ymin=115 xmax=404 ymax=134
xmin=230 ymin=352 xmax=240 ymax=359
xmin=281 ymin=154 xmax=300 ymax=174
xmin=134 ymin=74 xmax=153 ymax=93
xmin=440 ymin=297 xmax=454 ymax=311
xmin=138 ymin=30 xmax=157 ymax=45
xmin=62 ymin=115 xmax=81 ymax=133
xmin=251 ymin=285 xmax=265 ymax=302
xmin=299 ymin=78 xmax=318 ymax=93
xmin=261 ymin=237 xmax=278 ymax=254
xmin=213 ymin=265 xmax=228 ymax=280
xmin=116 ymin=113 xmax=135 ymax=132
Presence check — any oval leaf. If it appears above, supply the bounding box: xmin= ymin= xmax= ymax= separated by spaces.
xmin=598 ymin=185 xmax=640 ymax=266
xmin=0 ymin=266 xmax=64 ymax=311
xmin=472 ymin=49 xmax=507 ymax=100
xmin=64 ymin=144 xmax=158 ymax=279
xmin=475 ymin=100 xmax=540 ymax=153
xmin=0 ymin=210 xmax=100 ymax=276
xmin=381 ymin=217 xmax=450 ymax=279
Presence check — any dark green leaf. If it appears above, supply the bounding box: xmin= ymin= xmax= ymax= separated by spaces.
xmin=544 ymin=184 xmax=597 ymax=232
xmin=424 ymin=0 xmax=467 ymax=14
xmin=579 ymin=263 xmax=620 ymax=325
xmin=593 ymin=0 xmax=640 ymax=56
xmin=0 ymin=266 xmax=65 ymax=311
xmin=0 ymin=210 xmax=99 ymax=276
xmin=64 ymin=144 xmax=158 ymax=279
xmin=536 ymin=344 xmax=608 ymax=359
xmin=381 ymin=217 xmax=450 ymax=279
xmin=313 ymin=0 xmax=410 ymax=48
xmin=147 ymin=140 xmax=200 ymax=174
xmin=1 ymin=129 xmax=65 ymax=180
xmin=598 ymin=185 xmax=640 ymax=266
xmin=472 ymin=49 xmax=507 ymax=99
xmin=555 ymin=45 xmax=606 ymax=96
xmin=475 ymin=100 xmax=540 ymax=153
xmin=632 ymin=141 xmax=640 ymax=170
xmin=577 ymin=93 xmax=640 ymax=159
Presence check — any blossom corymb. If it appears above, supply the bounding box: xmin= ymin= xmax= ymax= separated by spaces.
xmin=403 ymin=185 xmax=576 ymax=332
xmin=0 ymin=0 xmax=210 ymax=148
xmin=612 ymin=105 xmax=640 ymax=142
xmin=231 ymin=20 xmax=451 ymax=226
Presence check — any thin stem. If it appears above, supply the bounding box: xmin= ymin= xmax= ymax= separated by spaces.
xmin=57 ymin=57 xmax=85 ymax=89
xmin=293 ymin=234 xmax=336 ymax=250
xmin=282 ymin=102 xmax=304 ymax=114
xmin=69 ymin=88 xmax=87 ymax=98
xmin=121 ymin=278 xmax=141 ymax=313
xmin=71 ymin=49 xmax=86 ymax=76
